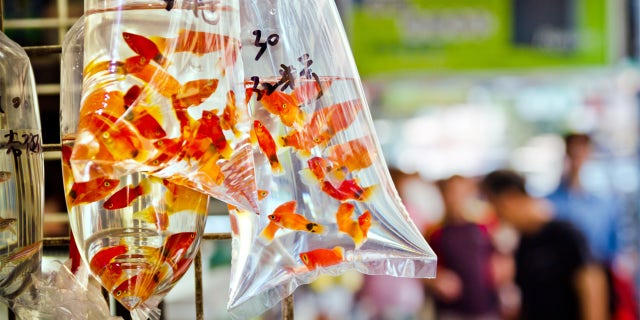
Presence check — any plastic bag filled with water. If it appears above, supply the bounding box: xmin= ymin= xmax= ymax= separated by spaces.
xmin=0 ymin=30 xmax=44 ymax=308
xmin=227 ymin=1 xmax=437 ymax=317
xmin=61 ymin=17 xmax=208 ymax=319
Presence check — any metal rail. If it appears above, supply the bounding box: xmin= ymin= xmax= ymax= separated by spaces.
xmin=1 ymin=1 xmax=295 ymax=319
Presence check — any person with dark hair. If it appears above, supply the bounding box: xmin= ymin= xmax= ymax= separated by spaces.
xmin=481 ymin=169 xmax=609 ymax=320
xmin=425 ymin=175 xmax=500 ymax=320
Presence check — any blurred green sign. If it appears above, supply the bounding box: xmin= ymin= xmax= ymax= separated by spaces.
xmin=351 ymin=0 xmax=609 ymax=76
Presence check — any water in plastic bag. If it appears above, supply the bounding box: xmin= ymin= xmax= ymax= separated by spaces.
xmin=0 ymin=31 xmax=44 ymax=307
xmin=61 ymin=17 xmax=208 ymax=318
xmin=70 ymin=0 xmax=257 ymax=211
xmin=227 ymin=0 xmax=437 ymax=317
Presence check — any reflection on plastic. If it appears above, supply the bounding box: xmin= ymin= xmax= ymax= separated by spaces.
xmin=227 ymin=0 xmax=437 ymax=318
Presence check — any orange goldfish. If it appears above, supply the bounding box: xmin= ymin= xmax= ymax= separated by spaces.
xmin=127 ymin=108 xmax=166 ymax=139
xmin=325 ymin=137 xmax=374 ymax=172
xmin=320 ymin=179 xmax=375 ymax=202
xmin=162 ymin=232 xmax=197 ymax=262
xmin=112 ymin=268 xmax=168 ymax=306
xmin=123 ymin=85 xmax=142 ymax=109
xmin=257 ymin=189 xmax=269 ymax=200
xmin=197 ymin=150 xmax=225 ymax=186
xmin=0 ymin=241 xmax=42 ymax=268
xmin=77 ymin=113 xmax=144 ymax=161
xmin=79 ymin=88 xmax=126 ymax=119
xmin=89 ymin=244 xmax=127 ymax=275
xmin=123 ymin=55 xmax=149 ymax=73
xmin=253 ymin=120 xmax=282 ymax=173
xmin=68 ymin=177 xmax=120 ymax=206
xmin=299 ymin=246 xmax=344 ymax=271
xmin=335 ymin=203 xmax=371 ymax=248
xmin=102 ymin=178 xmax=153 ymax=210
xmin=133 ymin=205 xmax=169 ymax=231
xmin=129 ymin=63 xmax=181 ymax=98
xmin=280 ymin=129 xmax=317 ymax=156
xmin=198 ymin=110 xmax=231 ymax=158
xmin=307 ymin=100 xmax=362 ymax=145
xmin=221 ymin=90 xmax=240 ymax=136
xmin=145 ymin=137 xmax=184 ymax=167
xmin=163 ymin=180 xmax=209 ymax=214
xmin=122 ymin=32 xmax=168 ymax=66
xmin=99 ymin=261 xmax=125 ymax=289
xmin=292 ymin=79 xmax=331 ymax=104
xmin=0 ymin=171 xmax=11 ymax=183
xmin=173 ymin=79 xmax=219 ymax=109
xmin=151 ymin=29 xmax=236 ymax=56
xmin=259 ymin=90 xmax=305 ymax=127
xmin=299 ymin=156 xmax=346 ymax=183
xmin=260 ymin=201 xmax=324 ymax=241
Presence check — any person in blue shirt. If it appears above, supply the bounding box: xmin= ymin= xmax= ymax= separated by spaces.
xmin=547 ymin=133 xmax=620 ymax=265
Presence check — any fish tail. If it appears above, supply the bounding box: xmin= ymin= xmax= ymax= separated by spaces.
xmin=220 ymin=143 xmax=233 ymax=159
xmin=259 ymin=221 xmax=280 ymax=242
xmin=306 ymin=222 xmax=324 ymax=234
xmin=298 ymin=168 xmax=321 ymax=186
xmin=359 ymin=185 xmax=377 ymax=201
xmin=269 ymin=157 xmax=283 ymax=174
xmin=133 ymin=206 xmax=156 ymax=224
xmin=332 ymin=246 xmax=345 ymax=260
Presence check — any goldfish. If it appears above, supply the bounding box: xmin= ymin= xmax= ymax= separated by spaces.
xmin=257 ymin=189 xmax=269 ymax=200
xmin=320 ymin=179 xmax=375 ymax=202
xmin=0 ymin=171 xmax=11 ymax=183
xmin=122 ymin=32 xmax=168 ymax=66
xmin=198 ymin=110 xmax=231 ymax=158
xmin=0 ymin=217 xmax=16 ymax=235
xmin=196 ymin=149 xmax=224 ymax=186
xmin=292 ymin=79 xmax=331 ymax=104
xmin=79 ymin=88 xmax=126 ymax=119
xmin=280 ymin=129 xmax=317 ymax=156
xmin=133 ymin=205 xmax=169 ymax=231
xmin=325 ymin=137 xmax=374 ymax=172
xmin=68 ymin=176 xmax=120 ymax=206
xmin=123 ymin=85 xmax=142 ymax=109
xmin=112 ymin=267 xmax=169 ymax=306
xmin=335 ymin=203 xmax=371 ymax=249
xmin=150 ymin=29 xmax=236 ymax=56
xmin=299 ymin=157 xmax=346 ymax=184
xmin=123 ymin=55 xmax=149 ymax=74
xmin=103 ymin=178 xmax=153 ymax=210
xmin=172 ymin=79 xmax=219 ymax=109
xmin=162 ymin=232 xmax=197 ymax=262
xmin=145 ymin=137 xmax=184 ymax=167
xmin=259 ymin=90 xmax=305 ymax=127
xmin=221 ymin=90 xmax=240 ymax=136
xmin=253 ymin=120 xmax=282 ymax=173
xmin=77 ymin=113 xmax=144 ymax=162
xmin=163 ymin=180 xmax=209 ymax=214
xmin=0 ymin=241 xmax=42 ymax=269
xmin=307 ymin=100 xmax=362 ymax=145
xmin=129 ymin=63 xmax=181 ymax=98
xmin=127 ymin=108 xmax=167 ymax=140
xmin=260 ymin=201 xmax=324 ymax=241
xmin=299 ymin=246 xmax=344 ymax=271
xmin=89 ymin=244 xmax=127 ymax=275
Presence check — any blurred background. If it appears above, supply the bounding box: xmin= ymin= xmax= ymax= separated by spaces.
xmin=3 ymin=0 xmax=640 ymax=319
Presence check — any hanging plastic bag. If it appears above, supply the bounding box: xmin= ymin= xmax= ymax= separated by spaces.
xmin=0 ymin=31 xmax=44 ymax=307
xmin=70 ymin=0 xmax=257 ymax=211
xmin=61 ymin=17 xmax=208 ymax=319
xmin=227 ymin=0 xmax=437 ymax=317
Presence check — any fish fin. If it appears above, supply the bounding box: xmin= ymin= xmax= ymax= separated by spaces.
xmin=273 ymin=201 xmax=297 ymax=216
xmin=298 ymin=168 xmax=320 ymax=186
xmin=359 ymin=185 xmax=377 ymax=201
xmin=269 ymin=157 xmax=283 ymax=174
xmin=219 ymin=143 xmax=233 ymax=159
xmin=132 ymin=206 xmax=156 ymax=224
xmin=332 ymin=246 xmax=345 ymax=260
xmin=138 ymin=178 xmax=154 ymax=197
xmin=259 ymin=221 xmax=280 ymax=242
